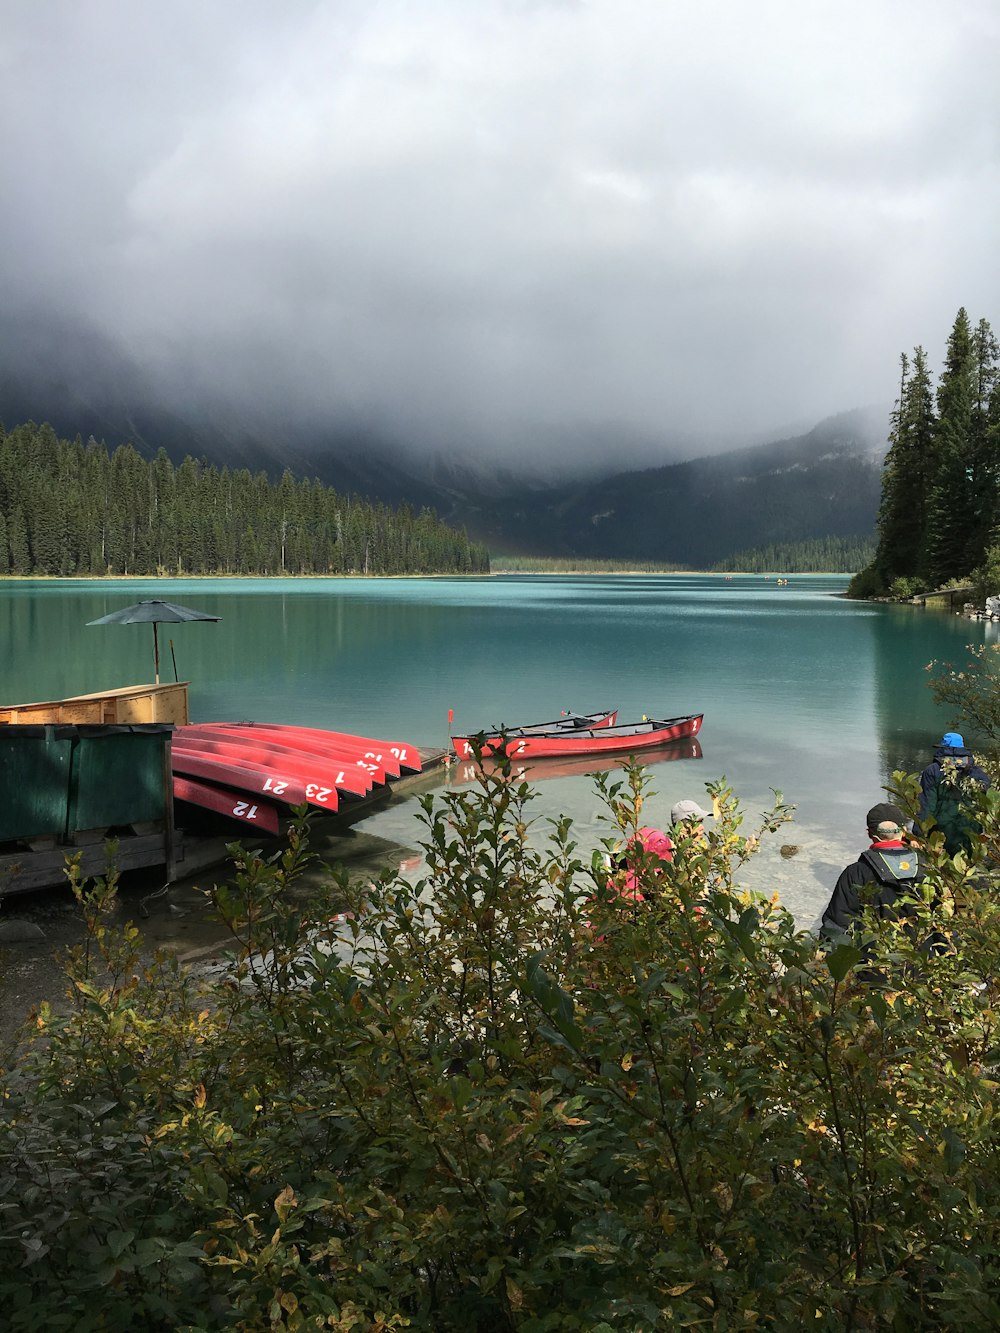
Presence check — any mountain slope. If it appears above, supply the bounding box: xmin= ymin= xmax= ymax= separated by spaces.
xmin=440 ymin=410 xmax=886 ymax=566
xmin=0 ymin=310 xmax=886 ymax=566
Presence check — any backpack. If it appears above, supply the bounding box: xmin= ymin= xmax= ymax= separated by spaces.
xmin=859 ymin=848 xmax=923 ymax=886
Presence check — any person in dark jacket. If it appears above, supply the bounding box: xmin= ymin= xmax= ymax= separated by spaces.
xmin=821 ymin=803 xmax=928 ymax=939
xmin=917 ymin=731 xmax=992 ymax=856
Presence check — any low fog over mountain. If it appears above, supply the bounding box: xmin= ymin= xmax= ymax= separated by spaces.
xmin=2 ymin=2 xmax=997 ymax=483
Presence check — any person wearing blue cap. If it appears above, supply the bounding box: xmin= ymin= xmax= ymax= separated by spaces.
xmin=916 ymin=731 xmax=992 ymax=856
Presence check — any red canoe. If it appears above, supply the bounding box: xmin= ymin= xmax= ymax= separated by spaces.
xmin=453 ymin=714 xmax=702 ymax=760
xmin=451 ymin=709 xmax=618 ymax=760
xmin=182 ymin=723 xmax=402 ymax=780
xmin=173 ymin=737 xmax=369 ymax=800
xmin=172 ymin=774 xmax=281 ymax=834
xmin=175 ymin=729 xmax=382 ymax=794
xmin=194 ymin=722 xmax=422 ymax=774
xmin=170 ymin=748 xmax=341 ymax=812
xmin=449 ymin=736 xmax=703 ymax=786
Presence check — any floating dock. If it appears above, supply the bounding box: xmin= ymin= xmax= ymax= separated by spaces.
xmin=0 ymin=682 xmax=445 ymax=898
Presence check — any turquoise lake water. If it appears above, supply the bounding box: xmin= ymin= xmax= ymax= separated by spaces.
xmin=2 ymin=574 xmax=995 ymax=922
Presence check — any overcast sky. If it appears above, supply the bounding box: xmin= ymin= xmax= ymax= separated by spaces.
xmin=2 ymin=0 xmax=999 ymax=465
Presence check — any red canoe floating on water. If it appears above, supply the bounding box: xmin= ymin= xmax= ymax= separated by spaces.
xmin=449 ymin=736 xmax=704 ymax=786
xmin=453 ymin=714 xmax=703 ymax=760
xmin=451 ymin=709 xmax=618 ymax=760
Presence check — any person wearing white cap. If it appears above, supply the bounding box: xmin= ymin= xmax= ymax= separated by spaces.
xmin=670 ymin=798 xmax=712 ymax=828
xmin=669 ymin=799 xmax=714 ymax=866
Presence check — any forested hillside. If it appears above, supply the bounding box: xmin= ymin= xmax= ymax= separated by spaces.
xmin=713 ymin=535 xmax=875 ymax=574
xmin=453 ymin=409 xmax=884 ymax=567
xmin=0 ymin=422 xmax=490 ymax=577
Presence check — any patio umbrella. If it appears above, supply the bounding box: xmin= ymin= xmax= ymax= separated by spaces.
xmin=87 ymin=599 xmax=221 ymax=683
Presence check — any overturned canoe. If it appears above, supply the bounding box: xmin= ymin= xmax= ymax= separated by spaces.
xmin=193 ymin=722 xmax=424 ymax=773
xmin=175 ymin=728 xmax=380 ymax=795
xmin=172 ymin=774 xmax=281 ymax=835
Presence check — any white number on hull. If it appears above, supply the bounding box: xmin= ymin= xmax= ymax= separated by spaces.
xmin=262 ymin=778 xmax=289 ymax=795
xmin=305 ymin=784 xmax=334 ymax=804
xmin=232 ymin=801 xmax=259 ymax=821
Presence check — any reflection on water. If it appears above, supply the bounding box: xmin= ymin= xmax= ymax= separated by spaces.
xmin=0 ymin=575 xmax=992 ymax=928
xmin=447 ymin=738 xmax=703 ymax=787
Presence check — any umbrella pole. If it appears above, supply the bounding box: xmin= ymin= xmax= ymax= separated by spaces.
xmin=153 ymin=623 xmax=160 ymax=684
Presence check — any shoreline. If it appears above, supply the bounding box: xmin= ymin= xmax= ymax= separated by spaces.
xmin=0 ymin=569 xmax=858 ymax=581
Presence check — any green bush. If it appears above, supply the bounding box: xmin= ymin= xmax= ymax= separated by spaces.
xmin=846 ymin=564 xmax=886 ymax=599
xmin=971 ymin=544 xmax=1000 ymax=609
xmin=888 ymin=575 xmax=925 ymax=600
xmin=2 ymin=766 xmax=1000 ymax=1329
xmin=927 ymin=643 xmax=1000 ymax=752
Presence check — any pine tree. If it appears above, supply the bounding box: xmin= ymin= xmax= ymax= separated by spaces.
xmin=925 ymin=308 xmax=977 ymax=585
xmin=871 ymin=347 xmax=936 ymax=588
xmin=965 ymin=317 xmax=1000 ymax=568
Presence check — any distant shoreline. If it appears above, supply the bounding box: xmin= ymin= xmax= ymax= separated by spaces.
xmin=0 ymin=569 xmax=856 ymax=581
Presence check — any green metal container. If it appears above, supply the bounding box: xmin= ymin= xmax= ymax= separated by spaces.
xmin=67 ymin=725 xmax=172 ymax=832
xmin=0 ymin=725 xmax=75 ymax=843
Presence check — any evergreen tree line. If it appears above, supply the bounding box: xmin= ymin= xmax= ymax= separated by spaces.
xmin=850 ymin=307 xmax=1000 ymax=598
xmin=713 ymin=534 xmax=876 ymax=574
xmin=0 ymin=422 xmax=491 ymax=577
xmin=490 ymin=554 xmax=684 ymax=573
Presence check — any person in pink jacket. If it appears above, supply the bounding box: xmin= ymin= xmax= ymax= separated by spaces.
xmin=608 ymin=824 xmax=675 ymax=902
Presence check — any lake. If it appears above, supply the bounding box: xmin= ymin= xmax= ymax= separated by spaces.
xmin=1 ymin=573 xmax=995 ymax=925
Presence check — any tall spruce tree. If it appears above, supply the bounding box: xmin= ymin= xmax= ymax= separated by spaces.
xmin=965 ymin=316 xmax=1000 ymax=568
xmin=925 ymin=308 xmax=977 ymax=585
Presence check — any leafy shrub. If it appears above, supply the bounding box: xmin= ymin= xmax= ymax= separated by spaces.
xmin=927 ymin=643 xmax=1000 ymax=751
xmin=889 ymin=575 xmax=925 ymax=600
xmin=2 ymin=765 xmax=1000 ymax=1329
xmin=971 ymin=544 xmax=1000 ymax=608
xmin=846 ymin=564 xmax=885 ymax=599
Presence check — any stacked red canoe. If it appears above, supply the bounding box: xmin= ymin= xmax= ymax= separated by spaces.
xmin=170 ymin=722 xmax=423 ymax=835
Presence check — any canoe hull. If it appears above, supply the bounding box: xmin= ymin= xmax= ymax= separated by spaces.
xmin=453 ymin=714 xmax=703 ymax=760
xmin=197 ymin=722 xmax=424 ymax=773
xmin=170 ymin=748 xmax=340 ymax=812
xmin=452 ymin=709 xmax=618 ymax=760
xmin=450 ymin=736 xmax=703 ymax=786
xmin=176 ymin=729 xmax=380 ymax=794
xmin=172 ymin=774 xmax=281 ymax=834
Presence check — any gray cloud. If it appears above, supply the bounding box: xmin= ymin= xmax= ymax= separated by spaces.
xmin=2 ymin=0 xmax=999 ymax=465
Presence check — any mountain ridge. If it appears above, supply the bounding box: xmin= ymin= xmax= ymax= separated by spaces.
xmin=0 ymin=312 xmax=888 ymax=567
